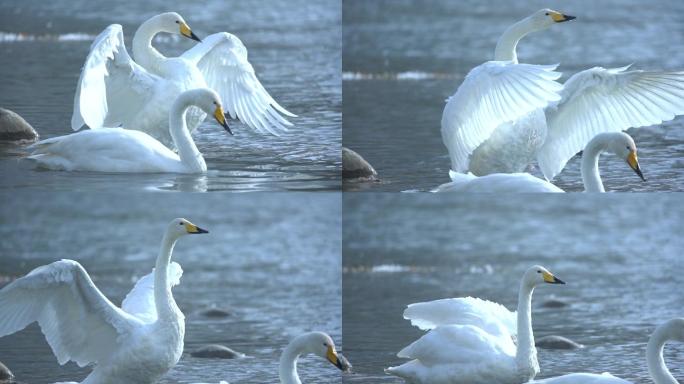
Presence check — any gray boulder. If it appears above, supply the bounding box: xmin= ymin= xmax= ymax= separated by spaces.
xmin=0 ymin=108 xmax=38 ymax=142
xmin=191 ymin=344 xmax=245 ymax=359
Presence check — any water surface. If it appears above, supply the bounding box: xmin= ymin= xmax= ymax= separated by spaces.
xmin=343 ymin=0 xmax=684 ymax=192
xmin=0 ymin=0 xmax=341 ymax=192
xmin=343 ymin=194 xmax=684 ymax=383
xmin=0 ymin=192 xmax=342 ymax=383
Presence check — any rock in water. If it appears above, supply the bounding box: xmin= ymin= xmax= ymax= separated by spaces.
xmin=0 ymin=108 xmax=38 ymax=142
xmin=540 ymin=299 xmax=569 ymax=308
xmin=191 ymin=344 xmax=245 ymax=359
xmin=342 ymin=147 xmax=377 ymax=180
xmin=536 ymin=335 xmax=583 ymax=350
xmin=200 ymin=307 xmax=232 ymax=318
xmin=0 ymin=360 xmax=13 ymax=381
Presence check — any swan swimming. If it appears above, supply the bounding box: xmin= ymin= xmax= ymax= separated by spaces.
xmin=385 ymin=265 xmax=565 ymax=384
xmin=0 ymin=218 xmax=208 ymax=384
xmin=29 ymin=88 xmax=230 ymax=173
xmin=529 ymin=318 xmax=684 ymax=384
xmin=71 ymin=12 xmax=294 ymax=149
xmin=441 ymin=9 xmax=684 ymax=180
xmin=193 ymin=332 xmax=351 ymax=384
xmin=433 ymin=131 xmax=644 ymax=193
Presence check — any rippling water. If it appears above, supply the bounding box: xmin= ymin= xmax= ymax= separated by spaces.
xmin=0 ymin=192 xmax=342 ymax=383
xmin=0 ymin=0 xmax=341 ymax=191
xmin=342 ymin=0 xmax=684 ymax=192
xmin=343 ymin=194 xmax=684 ymax=383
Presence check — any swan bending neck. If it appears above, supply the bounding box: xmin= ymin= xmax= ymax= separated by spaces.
xmin=154 ymin=232 xmax=178 ymax=321
xmin=495 ymin=18 xmax=535 ymax=62
xmin=581 ymin=137 xmax=607 ymax=193
xmin=170 ymin=93 xmax=205 ymax=172
xmin=132 ymin=17 xmax=166 ymax=72
xmin=647 ymin=327 xmax=677 ymax=384
xmin=279 ymin=338 xmax=304 ymax=384
xmin=515 ymin=282 xmax=538 ymax=379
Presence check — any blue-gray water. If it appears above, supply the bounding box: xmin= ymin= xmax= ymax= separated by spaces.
xmin=343 ymin=194 xmax=684 ymax=383
xmin=342 ymin=0 xmax=684 ymax=192
xmin=0 ymin=192 xmax=342 ymax=383
xmin=0 ymin=0 xmax=341 ymax=192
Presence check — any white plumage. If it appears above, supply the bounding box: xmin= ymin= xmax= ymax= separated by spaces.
xmin=71 ymin=13 xmax=294 ymax=149
xmin=0 ymin=218 xmax=208 ymax=384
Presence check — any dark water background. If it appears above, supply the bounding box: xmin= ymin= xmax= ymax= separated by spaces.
xmin=0 ymin=0 xmax=341 ymax=192
xmin=343 ymin=0 xmax=684 ymax=192
xmin=343 ymin=194 xmax=684 ymax=383
xmin=0 ymin=192 xmax=342 ymax=383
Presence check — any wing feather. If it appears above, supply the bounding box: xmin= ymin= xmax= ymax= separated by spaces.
xmin=441 ymin=61 xmax=562 ymax=172
xmin=0 ymin=260 xmax=137 ymax=367
xmin=183 ymin=32 xmax=295 ymax=136
xmin=71 ymin=24 xmax=158 ymax=131
xmin=121 ymin=262 xmax=183 ymax=324
xmin=540 ymin=67 xmax=684 ymax=179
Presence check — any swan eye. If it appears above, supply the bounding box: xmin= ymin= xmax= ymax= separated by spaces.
xmin=626 ymin=146 xmax=631 ymax=150
xmin=323 ymin=342 xmax=328 ymax=347
xmin=545 ymin=12 xmax=549 ymax=16
xmin=179 ymin=222 xmax=183 ymax=225
xmin=537 ymin=270 xmax=541 ymax=273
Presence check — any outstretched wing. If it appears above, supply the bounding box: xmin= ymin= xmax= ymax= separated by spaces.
xmin=0 ymin=260 xmax=138 ymax=367
xmin=403 ymin=297 xmax=516 ymax=339
xmin=441 ymin=61 xmax=563 ymax=173
xmin=539 ymin=66 xmax=684 ymax=180
xmin=182 ymin=32 xmax=296 ymax=136
xmin=71 ymin=24 xmax=159 ymax=131
xmin=122 ymin=261 xmax=183 ymax=323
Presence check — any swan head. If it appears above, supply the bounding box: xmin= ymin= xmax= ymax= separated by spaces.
xmin=190 ymin=88 xmax=233 ymax=135
xmin=527 ymin=9 xmax=576 ymax=30
xmin=167 ymin=218 xmax=209 ymax=239
xmin=660 ymin=318 xmax=684 ymax=342
xmin=299 ymin=332 xmax=351 ymax=372
xmin=605 ymin=132 xmax=645 ymax=181
xmin=523 ymin=265 xmax=565 ymax=287
xmin=156 ymin=12 xmax=201 ymax=42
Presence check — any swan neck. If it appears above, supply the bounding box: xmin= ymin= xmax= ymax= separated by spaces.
xmin=515 ymin=282 xmax=538 ymax=379
xmin=132 ymin=17 xmax=166 ymax=72
xmin=647 ymin=327 xmax=677 ymax=384
xmin=171 ymin=94 xmax=205 ymax=172
xmin=154 ymin=232 xmax=178 ymax=321
xmin=581 ymin=137 xmax=606 ymax=193
xmin=494 ymin=17 xmax=534 ymax=62
xmin=279 ymin=338 xmax=304 ymax=384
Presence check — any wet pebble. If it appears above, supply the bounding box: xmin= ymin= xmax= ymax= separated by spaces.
xmin=0 ymin=108 xmax=38 ymax=142
xmin=540 ymin=299 xmax=569 ymax=308
xmin=191 ymin=344 xmax=245 ymax=359
xmin=343 ymin=147 xmax=377 ymax=180
xmin=200 ymin=307 xmax=232 ymax=318
xmin=536 ymin=335 xmax=583 ymax=350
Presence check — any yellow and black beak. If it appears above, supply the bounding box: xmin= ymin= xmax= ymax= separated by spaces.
xmin=549 ymin=11 xmax=576 ymax=23
xmin=542 ymin=271 xmax=565 ymax=285
xmin=179 ymin=22 xmax=202 ymax=42
xmin=326 ymin=346 xmax=351 ymax=371
xmin=213 ymin=105 xmax=233 ymax=135
xmin=627 ymin=151 xmax=646 ymax=181
xmin=184 ymin=222 xmax=209 ymax=234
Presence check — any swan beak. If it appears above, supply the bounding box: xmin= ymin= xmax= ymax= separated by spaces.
xmin=627 ymin=151 xmax=646 ymax=181
xmin=543 ymin=271 xmax=565 ymax=285
xmin=550 ymin=12 xmax=576 ymax=23
xmin=185 ymin=222 xmax=209 ymax=234
xmin=326 ymin=346 xmax=351 ymax=371
xmin=180 ymin=22 xmax=202 ymax=42
xmin=214 ymin=106 xmax=233 ymax=135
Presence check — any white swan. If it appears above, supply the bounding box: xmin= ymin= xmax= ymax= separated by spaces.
xmin=385 ymin=265 xmax=565 ymax=384
xmin=29 ymin=88 xmax=230 ymax=173
xmin=433 ymin=131 xmax=644 ymax=193
xmin=442 ymin=9 xmax=684 ymax=180
xmin=0 ymin=218 xmax=208 ymax=384
xmin=529 ymin=318 xmax=684 ymax=384
xmin=196 ymin=332 xmax=350 ymax=384
xmin=71 ymin=12 xmax=294 ymax=149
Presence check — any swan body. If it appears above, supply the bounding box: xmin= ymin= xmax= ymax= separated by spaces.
xmin=30 ymin=88 xmax=230 ymax=173
xmin=71 ymin=13 xmax=294 ymax=149
xmin=434 ymin=131 xmax=644 ymax=193
xmin=279 ymin=332 xmax=350 ymax=384
xmin=442 ymin=9 xmax=684 ymax=179
xmin=529 ymin=318 xmax=684 ymax=384
xmin=386 ymin=265 xmax=565 ymax=384
xmin=0 ymin=218 xmax=209 ymax=384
